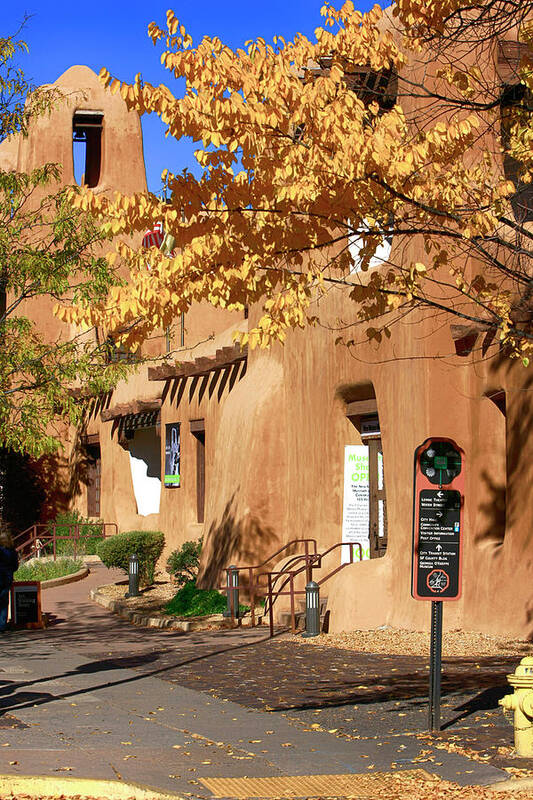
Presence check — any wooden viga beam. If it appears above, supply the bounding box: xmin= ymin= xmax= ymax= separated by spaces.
xmin=147 ymin=344 xmax=247 ymax=381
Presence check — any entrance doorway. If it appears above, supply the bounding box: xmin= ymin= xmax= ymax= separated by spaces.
xmin=344 ymin=393 xmax=388 ymax=559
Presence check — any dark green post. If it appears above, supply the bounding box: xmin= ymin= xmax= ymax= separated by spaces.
xmin=126 ymin=553 xmax=140 ymax=598
xmin=302 ymin=581 xmax=320 ymax=638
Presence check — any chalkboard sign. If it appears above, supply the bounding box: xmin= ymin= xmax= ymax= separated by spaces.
xmin=11 ymin=582 xmax=42 ymax=628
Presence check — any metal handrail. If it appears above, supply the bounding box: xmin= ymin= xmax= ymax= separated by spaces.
xmin=315 ymin=542 xmax=364 ymax=585
xmin=14 ymin=522 xmax=118 ymax=561
xmin=222 ymin=541 xmax=363 ymax=636
xmin=229 ymin=539 xmax=318 ymax=575
xmin=219 ymin=539 xmax=318 ymax=627
xmin=263 ymin=542 xmax=363 ymax=636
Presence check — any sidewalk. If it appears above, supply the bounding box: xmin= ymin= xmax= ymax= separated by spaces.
xmin=0 ymin=565 xmax=522 ymax=797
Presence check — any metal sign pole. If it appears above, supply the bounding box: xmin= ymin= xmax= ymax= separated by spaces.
xmin=412 ymin=438 xmax=464 ymax=734
xmin=428 ymin=600 xmax=443 ymax=732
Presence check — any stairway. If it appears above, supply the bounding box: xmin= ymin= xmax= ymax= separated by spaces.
xmin=278 ymin=595 xmax=329 ymax=633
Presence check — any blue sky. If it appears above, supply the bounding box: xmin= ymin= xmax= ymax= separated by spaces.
xmin=5 ymin=1 xmax=373 ymax=192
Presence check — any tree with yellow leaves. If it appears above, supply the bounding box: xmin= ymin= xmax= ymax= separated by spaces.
xmin=66 ymin=0 xmax=533 ymax=365
xmin=0 ymin=35 xmax=132 ymax=457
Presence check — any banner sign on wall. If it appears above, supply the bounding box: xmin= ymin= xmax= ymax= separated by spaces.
xmin=164 ymin=422 xmax=181 ymax=487
xmin=341 ymin=445 xmax=371 ymax=563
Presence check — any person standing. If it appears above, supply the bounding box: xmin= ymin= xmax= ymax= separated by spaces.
xmin=0 ymin=528 xmax=19 ymax=632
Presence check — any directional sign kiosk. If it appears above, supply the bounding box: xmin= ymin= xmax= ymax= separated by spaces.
xmin=412 ymin=437 xmax=464 ymax=732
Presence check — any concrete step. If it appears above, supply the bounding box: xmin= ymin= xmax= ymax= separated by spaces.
xmin=277 ymin=597 xmax=329 ymax=633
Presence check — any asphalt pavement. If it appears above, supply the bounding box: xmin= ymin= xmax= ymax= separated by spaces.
xmin=0 ymin=563 xmax=526 ymax=797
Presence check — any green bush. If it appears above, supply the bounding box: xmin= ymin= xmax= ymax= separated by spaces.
xmin=96 ymin=530 xmax=164 ymax=585
xmin=166 ymin=538 xmax=202 ymax=587
xmin=46 ymin=510 xmax=104 ymax=556
xmin=164 ymin=579 xmax=250 ymax=618
xmin=164 ymin=580 xmax=227 ymax=617
xmin=15 ymin=558 xmax=83 ymax=582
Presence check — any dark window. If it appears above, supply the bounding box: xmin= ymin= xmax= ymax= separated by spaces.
xmin=73 ymin=111 xmax=103 ymax=188
xmin=86 ymin=444 xmax=101 ymax=518
xmin=313 ymin=58 xmax=397 ymax=110
xmin=190 ymin=420 xmax=205 ymax=524
xmin=105 ymin=336 xmax=138 ymax=364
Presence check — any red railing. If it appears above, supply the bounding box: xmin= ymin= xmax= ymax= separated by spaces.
xmin=14 ymin=522 xmax=118 ymax=561
xmin=263 ymin=542 xmax=362 ymax=636
xmin=219 ymin=538 xmax=318 ymax=627
xmin=222 ymin=541 xmax=363 ymax=636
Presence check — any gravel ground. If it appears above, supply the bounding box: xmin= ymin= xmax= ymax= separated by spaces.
xmin=97 ymin=578 xmax=177 ymax=616
xmin=293 ymin=629 xmax=533 ymax=659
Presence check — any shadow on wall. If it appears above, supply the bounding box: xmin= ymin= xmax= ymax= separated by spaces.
xmin=197 ymin=492 xmax=278 ymax=591
xmin=1 ymin=437 xmax=96 ymax=533
xmin=486 ymin=357 xmax=533 ymax=544
xmin=0 ymin=449 xmax=47 ymax=532
xmin=485 ymin=356 xmax=533 ymax=637
xmin=476 ymin=469 xmax=507 ymax=549
xmin=162 ymin=361 xmax=247 ymax=411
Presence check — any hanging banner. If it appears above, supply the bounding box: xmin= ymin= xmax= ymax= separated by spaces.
xmin=164 ymin=422 xmax=181 ymax=487
xmin=341 ymin=445 xmax=370 ymax=563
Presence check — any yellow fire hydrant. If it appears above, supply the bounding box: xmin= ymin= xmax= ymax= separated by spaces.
xmin=499 ymin=656 xmax=533 ymax=757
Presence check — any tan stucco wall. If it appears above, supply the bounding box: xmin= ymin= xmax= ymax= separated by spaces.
xmin=6 ymin=58 xmax=532 ymax=639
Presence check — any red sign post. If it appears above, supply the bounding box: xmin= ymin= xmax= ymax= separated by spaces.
xmin=411 ymin=437 xmax=465 ymax=732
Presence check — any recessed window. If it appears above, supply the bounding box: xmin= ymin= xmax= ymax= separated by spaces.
xmin=190 ymin=420 xmax=205 ymax=524
xmin=500 ymin=85 xmax=533 ymax=223
xmin=105 ymin=336 xmax=138 ymax=363
xmin=73 ymin=111 xmax=103 ymax=188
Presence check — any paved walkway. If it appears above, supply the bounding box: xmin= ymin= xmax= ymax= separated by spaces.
xmin=0 ymin=565 xmax=524 ymax=796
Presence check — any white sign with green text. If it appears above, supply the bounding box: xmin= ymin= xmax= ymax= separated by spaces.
xmin=341 ymin=445 xmax=370 ymax=563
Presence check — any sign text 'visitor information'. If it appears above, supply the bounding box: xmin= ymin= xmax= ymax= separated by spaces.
xmin=414 ymin=490 xmax=461 ymax=599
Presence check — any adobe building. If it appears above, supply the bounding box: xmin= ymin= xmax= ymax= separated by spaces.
xmin=1 ymin=41 xmax=532 ymax=639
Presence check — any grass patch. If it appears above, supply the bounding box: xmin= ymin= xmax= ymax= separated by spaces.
xmin=163 ymin=580 xmax=249 ymax=618
xmin=164 ymin=580 xmax=227 ymax=617
xmin=14 ymin=558 xmax=83 ymax=583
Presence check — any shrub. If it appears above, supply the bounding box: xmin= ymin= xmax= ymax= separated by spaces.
xmin=96 ymin=530 xmax=164 ymax=585
xmin=166 ymin=538 xmax=202 ymax=587
xmin=164 ymin=580 xmax=227 ymax=617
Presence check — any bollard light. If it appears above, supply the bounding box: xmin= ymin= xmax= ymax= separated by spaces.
xmin=126 ymin=553 xmax=140 ymax=598
xmin=223 ymin=565 xmax=239 ymax=619
xmin=302 ymin=581 xmax=320 ymax=638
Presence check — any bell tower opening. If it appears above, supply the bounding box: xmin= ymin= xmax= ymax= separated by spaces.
xmin=73 ymin=110 xmax=103 ymax=188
